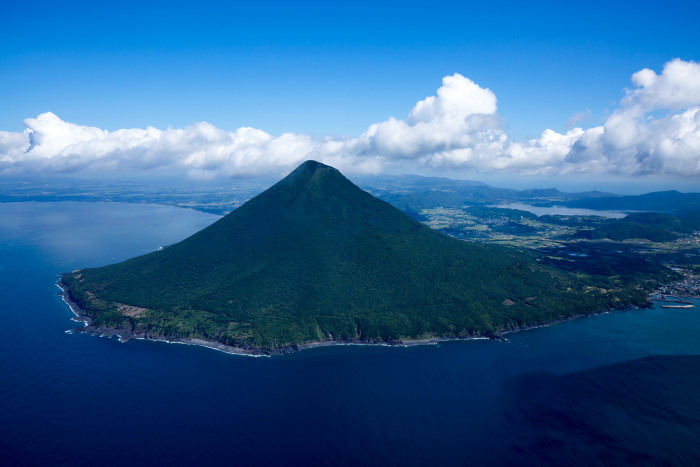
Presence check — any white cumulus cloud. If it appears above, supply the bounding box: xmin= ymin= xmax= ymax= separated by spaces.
xmin=1 ymin=61 xmax=700 ymax=178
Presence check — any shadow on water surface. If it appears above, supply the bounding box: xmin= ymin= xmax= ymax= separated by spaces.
xmin=500 ymin=355 xmax=700 ymax=466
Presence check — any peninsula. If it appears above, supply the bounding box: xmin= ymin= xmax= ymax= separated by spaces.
xmin=61 ymin=161 xmax=648 ymax=354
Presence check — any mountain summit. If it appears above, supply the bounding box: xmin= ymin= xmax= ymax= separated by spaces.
xmin=62 ymin=161 xmax=641 ymax=353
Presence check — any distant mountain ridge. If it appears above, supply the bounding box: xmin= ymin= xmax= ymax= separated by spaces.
xmin=567 ymin=190 xmax=700 ymax=214
xmin=356 ymin=176 xmax=615 ymax=216
xmin=62 ymin=161 xmax=650 ymax=353
xmin=4 ymin=173 xmax=696 ymax=218
xmin=575 ymin=211 xmax=700 ymax=242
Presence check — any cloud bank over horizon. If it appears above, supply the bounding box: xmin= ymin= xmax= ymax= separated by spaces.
xmin=1 ymin=59 xmax=699 ymax=180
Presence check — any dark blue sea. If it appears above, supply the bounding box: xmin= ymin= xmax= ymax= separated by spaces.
xmin=2 ymin=202 xmax=700 ymax=466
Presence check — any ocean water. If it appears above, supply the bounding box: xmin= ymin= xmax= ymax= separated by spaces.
xmin=1 ymin=202 xmax=700 ymax=466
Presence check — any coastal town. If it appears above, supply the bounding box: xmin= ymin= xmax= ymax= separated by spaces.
xmin=656 ymin=269 xmax=700 ymax=297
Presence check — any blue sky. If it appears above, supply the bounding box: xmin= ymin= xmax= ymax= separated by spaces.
xmin=1 ymin=0 xmax=700 ymax=190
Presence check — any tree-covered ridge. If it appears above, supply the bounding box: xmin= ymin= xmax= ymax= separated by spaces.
xmin=63 ymin=161 xmax=650 ymax=352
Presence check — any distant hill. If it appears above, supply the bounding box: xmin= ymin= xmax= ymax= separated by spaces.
xmin=575 ymin=211 xmax=700 ymax=242
xmin=63 ymin=161 xmax=650 ymax=353
xmin=567 ymin=190 xmax=700 ymax=213
xmin=355 ymin=175 xmax=615 ymax=216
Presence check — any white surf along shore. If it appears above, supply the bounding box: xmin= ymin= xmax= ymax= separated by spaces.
xmin=55 ymin=279 xmax=501 ymax=357
xmin=57 ymin=278 xmax=669 ymax=358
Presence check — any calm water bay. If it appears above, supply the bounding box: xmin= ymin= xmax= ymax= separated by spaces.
xmin=491 ymin=203 xmax=630 ymax=218
xmin=1 ymin=202 xmax=699 ymax=466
